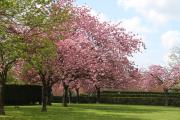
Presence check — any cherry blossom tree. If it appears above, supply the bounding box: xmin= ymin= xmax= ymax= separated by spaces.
xmin=9 ymin=0 xmax=74 ymax=112
xmin=69 ymin=79 xmax=83 ymax=103
xmin=53 ymin=2 xmax=144 ymax=105
xmin=141 ymin=65 xmax=178 ymax=106
xmin=0 ymin=0 xmax=45 ymax=115
xmin=56 ymin=37 xmax=92 ymax=107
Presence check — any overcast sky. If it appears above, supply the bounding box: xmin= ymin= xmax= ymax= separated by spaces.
xmin=76 ymin=0 xmax=180 ymax=68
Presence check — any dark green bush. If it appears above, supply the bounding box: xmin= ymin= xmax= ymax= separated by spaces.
xmin=4 ymin=84 xmax=42 ymax=105
xmin=101 ymin=91 xmax=180 ymax=97
xmin=100 ymin=97 xmax=180 ymax=106
xmin=53 ymin=91 xmax=180 ymax=107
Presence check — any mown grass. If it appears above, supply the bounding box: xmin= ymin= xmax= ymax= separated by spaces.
xmin=0 ymin=103 xmax=180 ymax=120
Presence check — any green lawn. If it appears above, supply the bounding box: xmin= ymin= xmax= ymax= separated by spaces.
xmin=0 ymin=103 xmax=180 ymax=120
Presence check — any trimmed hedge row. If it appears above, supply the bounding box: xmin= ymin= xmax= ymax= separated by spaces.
xmin=101 ymin=91 xmax=180 ymax=97
xmin=53 ymin=96 xmax=180 ymax=106
xmin=100 ymin=97 xmax=180 ymax=106
xmin=4 ymin=84 xmax=42 ymax=105
xmin=100 ymin=93 xmax=180 ymax=98
xmin=53 ymin=92 xmax=180 ymax=106
xmin=53 ymin=96 xmax=97 ymax=103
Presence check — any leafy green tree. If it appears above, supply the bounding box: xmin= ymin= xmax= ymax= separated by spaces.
xmin=0 ymin=0 xmax=71 ymax=114
xmin=0 ymin=34 xmax=27 ymax=115
xmin=20 ymin=0 xmax=72 ymax=112
xmin=25 ymin=39 xmax=57 ymax=112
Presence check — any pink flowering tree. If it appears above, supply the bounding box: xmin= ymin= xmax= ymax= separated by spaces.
xmin=53 ymin=2 xmax=144 ymax=105
xmin=18 ymin=58 xmax=61 ymax=105
xmin=69 ymin=79 xmax=84 ymax=103
xmin=149 ymin=65 xmax=175 ymax=92
xmin=56 ymin=37 xmax=93 ymax=107
xmin=141 ymin=65 xmax=178 ymax=106
xmin=10 ymin=0 xmax=74 ymax=112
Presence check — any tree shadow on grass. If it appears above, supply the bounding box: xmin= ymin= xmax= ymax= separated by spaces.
xmin=68 ymin=109 xmax=148 ymax=120
xmin=70 ymin=104 xmax=162 ymax=114
xmin=1 ymin=105 xmax=148 ymax=120
xmin=2 ymin=104 xmax=180 ymax=120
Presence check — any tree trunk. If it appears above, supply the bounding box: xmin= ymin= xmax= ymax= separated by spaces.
xmin=0 ymin=82 xmax=5 ymax=115
xmin=62 ymin=83 xmax=68 ymax=107
xmin=164 ymin=89 xmax=169 ymax=106
xmin=41 ymin=85 xmax=48 ymax=112
xmin=47 ymin=86 xmax=52 ymax=106
xmin=68 ymin=89 xmax=72 ymax=104
xmin=96 ymin=87 xmax=100 ymax=103
xmin=75 ymin=88 xmax=80 ymax=104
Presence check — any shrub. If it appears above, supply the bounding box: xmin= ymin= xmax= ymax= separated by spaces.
xmin=4 ymin=84 xmax=42 ymax=105
xmin=53 ymin=91 xmax=180 ymax=106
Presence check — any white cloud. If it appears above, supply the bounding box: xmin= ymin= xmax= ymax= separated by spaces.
xmin=78 ymin=4 xmax=108 ymax=22
xmin=147 ymin=10 xmax=168 ymax=25
xmin=161 ymin=30 xmax=180 ymax=65
xmin=161 ymin=30 xmax=180 ymax=49
xmin=117 ymin=16 xmax=150 ymax=42
xmin=90 ymin=9 xmax=108 ymax=22
xmin=163 ymin=52 xmax=172 ymax=65
xmin=117 ymin=0 xmax=152 ymax=11
xmin=121 ymin=17 xmax=149 ymax=34
xmin=117 ymin=0 xmax=180 ymax=25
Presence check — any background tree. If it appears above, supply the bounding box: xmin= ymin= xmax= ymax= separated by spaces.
xmin=168 ymin=47 xmax=180 ymax=67
xmin=141 ymin=65 xmax=177 ymax=106
xmin=0 ymin=0 xmax=72 ymax=114
xmin=0 ymin=35 xmax=26 ymax=115
xmin=54 ymin=3 xmax=144 ymax=105
xmin=168 ymin=46 xmax=180 ymax=82
xmin=56 ymin=38 xmax=92 ymax=107
xmin=23 ymin=39 xmax=58 ymax=112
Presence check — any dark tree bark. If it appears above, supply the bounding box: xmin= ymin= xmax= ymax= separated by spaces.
xmin=40 ymin=73 xmax=48 ymax=112
xmin=96 ymin=87 xmax=101 ymax=103
xmin=41 ymin=84 xmax=48 ymax=112
xmin=0 ymin=81 xmax=5 ymax=115
xmin=0 ymin=70 xmax=8 ymax=115
xmin=47 ymin=86 xmax=52 ymax=106
xmin=164 ymin=89 xmax=169 ymax=106
xmin=68 ymin=89 xmax=72 ymax=104
xmin=62 ymin=82 xmax=68 ymax=107
xmin=75 ymin=88 xmax=80 ymax=104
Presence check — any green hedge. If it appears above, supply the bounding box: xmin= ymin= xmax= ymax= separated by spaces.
xmin=101 ymin=91 xmax=180 ymax=98
xmin=100 ymin=97 xmax=180 ymax=106
xmin=101 ymin=93 xmax=180 ymax=98
xmin=53 ymin=91 xmax=180 ymax=106
xmin=53 ymin=96 xmax=96 ymax=103
xmin=4 ymin=84 xmax=42 ymax=105
xmin=53 ymin=96 xmax=180 ymax=106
